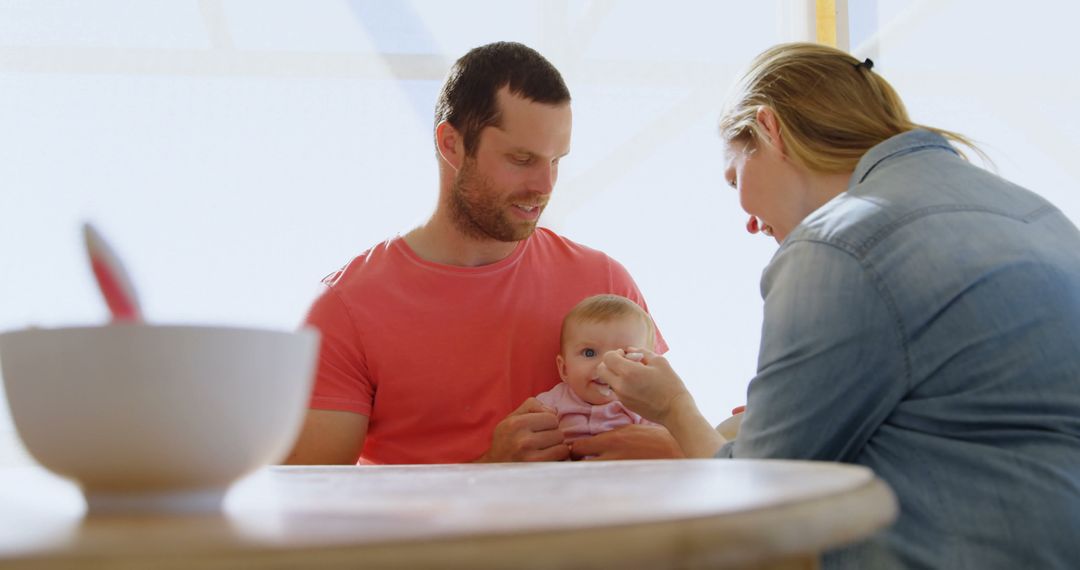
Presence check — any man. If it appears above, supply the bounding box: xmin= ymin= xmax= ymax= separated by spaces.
xmin=286 ymin=42 xmax=680 ymax=465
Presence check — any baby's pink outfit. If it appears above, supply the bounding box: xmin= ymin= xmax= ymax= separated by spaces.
xmin=535 ymin=382 xmax=655 ymax=442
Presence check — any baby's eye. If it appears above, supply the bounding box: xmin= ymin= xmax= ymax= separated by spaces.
xmin=582 ymin=348 xmax=596 ymax=358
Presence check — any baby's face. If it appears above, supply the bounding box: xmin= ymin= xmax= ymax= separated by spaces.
xmin=557 ymin=316 xmax=650 ymax=405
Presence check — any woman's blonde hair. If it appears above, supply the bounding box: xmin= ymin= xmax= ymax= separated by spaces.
xmin=718 ymin=42 xmax=981 ymax=173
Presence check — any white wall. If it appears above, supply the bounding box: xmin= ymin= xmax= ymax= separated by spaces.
xmin=2 ymin=1 xmax=1078 ymax=464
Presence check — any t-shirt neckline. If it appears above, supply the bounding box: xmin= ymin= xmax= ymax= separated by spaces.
xmin=392 ymin=233 xmax=533 ymax=275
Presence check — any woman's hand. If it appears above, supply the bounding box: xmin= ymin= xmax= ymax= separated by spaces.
xmin=596 ymin=348 xmax=690 ymax=424
xmin=597 ymin=348 xmax=727 ymax=458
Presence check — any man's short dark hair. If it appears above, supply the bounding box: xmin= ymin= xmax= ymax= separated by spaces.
xmin=435 ymin=42 xmax=571 ymax=157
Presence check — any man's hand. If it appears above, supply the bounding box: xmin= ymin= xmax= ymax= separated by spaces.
xmin=568 ymin=424 xmax=684 ymax=461
xmin=476 ymin=398 xmax=570 ymax=463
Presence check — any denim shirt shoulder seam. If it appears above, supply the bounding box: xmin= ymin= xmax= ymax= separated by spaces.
xmin=854 ymin=140 xmax=958 ymax=185
xmin=783 ymin=236 xmax=914 ymax=392
xmin=854 ymin=203 xmax=1058 ymax=254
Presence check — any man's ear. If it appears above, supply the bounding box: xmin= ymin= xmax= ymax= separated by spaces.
xmin=555 ymin=354 xmax=569 ymax=382
xmin=754 ymin=106 xmax=786 ymax=155
xmin=435 ymin=120 xmax=465 ymax=171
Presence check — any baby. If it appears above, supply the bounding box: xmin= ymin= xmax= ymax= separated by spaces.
xmin=536 ymin=294 xmax=658 ymax=443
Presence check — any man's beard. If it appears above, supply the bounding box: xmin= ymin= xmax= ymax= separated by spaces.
xmin=448 ymin=159 xmax=546 ymax=242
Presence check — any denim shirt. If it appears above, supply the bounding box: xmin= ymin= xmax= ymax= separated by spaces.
xmin=717 ymin=130 xmax=1080 ymax=569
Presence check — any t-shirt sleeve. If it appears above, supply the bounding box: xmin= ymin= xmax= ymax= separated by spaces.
xmin=606 ymin=257 xmax=669 ymax=353
xmin=732 ymin=240 xmax=908 ymax=462
xmin=303 ymin=285 xmax=375 ymax=416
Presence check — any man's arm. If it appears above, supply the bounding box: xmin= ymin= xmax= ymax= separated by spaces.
xmin=284 ymin=409 xmax=368 ymax=465
xmin=568 ymin=424 xmax=685 ymax=461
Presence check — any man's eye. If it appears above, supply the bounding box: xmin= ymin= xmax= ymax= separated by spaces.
xmin=512 ymin=155 xmax=532 ymax=165
xmin=582 ymin=348 xmax=596 ymax=358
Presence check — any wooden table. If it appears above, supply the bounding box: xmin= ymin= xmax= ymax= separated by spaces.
xmin=0 ymin=459 xmax=896 ymax=569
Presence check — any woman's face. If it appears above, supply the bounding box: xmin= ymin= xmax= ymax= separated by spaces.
xmin=723 ymin=135 xmax=805 ymax=243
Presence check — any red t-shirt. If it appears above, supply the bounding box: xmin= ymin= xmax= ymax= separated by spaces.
xmin=304 ymin=228 xmax=666 ymax=464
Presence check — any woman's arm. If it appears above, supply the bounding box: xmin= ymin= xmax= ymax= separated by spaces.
xmin=597 ymin=349 xmax=726 ymax=458
xmin=735 ymin=240 xmax=908 ymax=461
xmin=661 ymin=392 xmax=728 ymax=458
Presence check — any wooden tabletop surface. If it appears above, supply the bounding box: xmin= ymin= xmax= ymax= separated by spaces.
xmin=0 ymin=459 xmax=896 ymax=569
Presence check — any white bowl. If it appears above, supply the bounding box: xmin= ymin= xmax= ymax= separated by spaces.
xmin=0 ymin=324 xmax=319 ymax=513
xmin=716 ymin=412 xmax=745 ymax=441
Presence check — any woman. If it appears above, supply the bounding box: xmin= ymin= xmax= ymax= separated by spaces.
xmin=598 ymin=43 xmax=1080 ymax=569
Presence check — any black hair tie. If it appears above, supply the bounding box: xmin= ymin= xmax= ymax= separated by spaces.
xmin=854 ymin=58 xmax=874 ymax=71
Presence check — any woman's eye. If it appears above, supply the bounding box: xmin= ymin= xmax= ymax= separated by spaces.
xmin=582 ymin=348 xmax=596 ymax=358
xmin=512 ymin=155 xmax=531 ymax=165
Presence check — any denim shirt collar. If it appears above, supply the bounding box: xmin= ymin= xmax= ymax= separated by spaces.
xmin=849 ymin=129 xmax=960 ymax=190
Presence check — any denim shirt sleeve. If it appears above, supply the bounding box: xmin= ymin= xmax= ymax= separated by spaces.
xmin=717 ymin=239 xmax=909 ymax=461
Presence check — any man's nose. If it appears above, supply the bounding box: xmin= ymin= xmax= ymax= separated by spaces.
xmin=529 ymin=163 xmax=556 ymax=195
